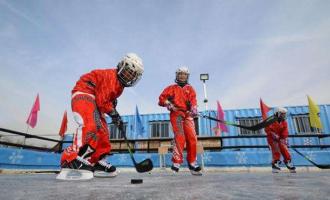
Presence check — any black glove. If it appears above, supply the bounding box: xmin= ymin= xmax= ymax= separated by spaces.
xmin=112 ymin=99 xmax=118 ymax=108
xmin=109 ymin=109 xmax=123 ymax=130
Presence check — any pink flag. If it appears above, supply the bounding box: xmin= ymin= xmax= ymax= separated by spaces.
xmin=259 ymin=98 xmax=270 ymax=120
xmin=59 ymin=110 xmax=68 ymax=137
xmin=214 ymin=100 xmax=228 ymax=135
xmin=26 ymin=94 xmax=40 ymax=128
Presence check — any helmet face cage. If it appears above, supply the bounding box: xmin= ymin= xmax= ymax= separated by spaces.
xmin=118 ymin=61 xmax=143 ymax=87
xmin=274 ymin=107 xmax=287 ymax=121
xmin=175 ymin=67 xmax=190 ymax=85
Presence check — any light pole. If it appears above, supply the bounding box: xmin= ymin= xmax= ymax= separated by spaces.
xmin=200 ymin=74 xmax=211 ymax=135
xmin=200 ymin=74 xmax=209 ymax=110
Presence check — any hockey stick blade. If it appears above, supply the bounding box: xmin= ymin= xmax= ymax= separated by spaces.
xmin=135 ymin=158 xmax=153 ymax=173
xmin=200 ymin=114 xmax=277 ymax=131
xmin=119 ymin=126 xmax=154 ymax=173
xmin=245 ymin=116 xmax=277 ymax=131
xmin=291 ymin=148 xmax=330 ymax=169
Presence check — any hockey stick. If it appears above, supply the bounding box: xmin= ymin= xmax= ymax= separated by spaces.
xmin=119 ymin=126 xmax=153 ymax=173
xmin=290 ymin=147 xmax=330 ymax=169
xmin=199 ymin=114 xmax=277 ymax=131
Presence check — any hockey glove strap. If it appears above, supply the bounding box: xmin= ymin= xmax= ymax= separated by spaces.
xmin=109 ymin=109 xmax=123 ymax=130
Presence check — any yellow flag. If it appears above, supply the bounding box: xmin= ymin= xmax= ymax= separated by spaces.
xmin=307 ymin=95 xmax=322 ymax=129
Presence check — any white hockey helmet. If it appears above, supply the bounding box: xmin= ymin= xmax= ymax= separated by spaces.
xmin=117 ymin=53 xmax=144 ymax=87
xmin=274 ymin=107 xmax=287 ymax=120
xmin=274 ymin=107 xmax=287 ymax=114
xmin=175 ymin=66 xmax=190 ymax=85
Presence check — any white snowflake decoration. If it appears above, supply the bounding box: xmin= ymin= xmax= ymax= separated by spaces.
xmin=202 ymin=152 xmax=212 ymax=164
xmin=303 ymin=138 xmax=313 ymax=145
xmin=236 ymin=152 xmax=247 ymax=164
xmin=9 ymin=151 xmax=24 ymax=164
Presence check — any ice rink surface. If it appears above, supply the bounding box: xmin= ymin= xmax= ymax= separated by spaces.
xmin=1 ymin=168 xmax=330 ymax=200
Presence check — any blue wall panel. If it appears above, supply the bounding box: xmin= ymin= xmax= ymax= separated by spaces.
xmin=1 ymin=147 xmax=330 ymax=170
xmin=111 ymin=105 xmax=330 ymax=148
xmin=2 ymin=105 xmax=329 ymax=170
xmin=0 ymin=147 xmax=60 ymax=170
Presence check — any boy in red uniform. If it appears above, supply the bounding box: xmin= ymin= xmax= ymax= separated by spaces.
xmin=158 ymin=66 xmax=202 ymax=175
xmin=57 ymin=53 xmax=144 ymax=180
xmin=265 ymin=107 xmax=296 ymax=173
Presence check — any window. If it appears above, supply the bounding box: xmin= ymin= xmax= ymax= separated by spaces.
xmin=292 ymin=114 xmax=322 ymax=134
xmin=150 ymin=121 xmax=170 ymax=138
xmin=108 ymin=123 xmax=127 ymax=139
xmin=237 ymin=117 xmax=263 ymax=135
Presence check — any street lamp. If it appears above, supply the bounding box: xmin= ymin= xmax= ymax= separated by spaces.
xmin=200 ymin=74 xmax=209 ymax=111
xmin=200 ymin=73 xmax=212 ymax=135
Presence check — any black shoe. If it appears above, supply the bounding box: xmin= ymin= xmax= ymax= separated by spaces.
xmin=285 ymin=160 xmax=296 ymax=173
xmin=188 ymin=162 xmax=202 ymax=176
xmin=272 ymin=160 xmax=281 ymax=173
xmin=171 ymin=164 xmax=180 ymax=173
xmin=61 ymin=156 xmax=93 ymax=171
xmin=93 ymin=159 xmax=118 ymax=177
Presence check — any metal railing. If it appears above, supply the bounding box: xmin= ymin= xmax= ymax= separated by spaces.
xmin=0 ymin=128 xmax=70 ymax=153
xmin=1 ymin=127 xmax=330 ymax=153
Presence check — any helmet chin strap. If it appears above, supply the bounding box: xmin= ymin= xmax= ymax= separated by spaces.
xmin=276 ymin=113 xmax=286 ymax=122
xmin=175 ymin=73 xmax=189 ymax=87
xmin=177 ymin=81 xmax=187 ymax=87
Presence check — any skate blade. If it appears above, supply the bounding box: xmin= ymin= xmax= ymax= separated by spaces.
xmin=56 ymin=168 xmax=93 ymax=181
xmin=93 ymin=170 xmax=119 ymax=178
xmin=170 ymin=167 xmax=179 ymax=174
xmin=190 ymin=170 xmax=203 ymax=176
xmin=289 ymin=169 xmax=297 ymax=173
xmin=171 ymin=171 xmax=179 ymax=175
xmin=272 ymin=169 xmax=280 ymax=173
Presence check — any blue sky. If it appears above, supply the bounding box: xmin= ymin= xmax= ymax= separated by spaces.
xmin=1 ymin=0 xmax=330 ymax=138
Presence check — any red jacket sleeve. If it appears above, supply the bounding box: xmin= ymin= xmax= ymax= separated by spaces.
xmin=265 ymin=121 xmax=289 ymax=139
xmin=158 ymin=86 xmax=174 ymax=107
xmin=188 ymin=86 xmax=197 ymax=108
xmin=96 ymin=98 xmax=114 ymax=114
xmin=93 ymin=69 xmax=124 ymax=114
xmin=265 ymin=125 xmax=272 ymax=135
xmin=279 ymin=121 xmax=289 ymax=139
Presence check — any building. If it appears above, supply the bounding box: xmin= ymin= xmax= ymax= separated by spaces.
xmin=108 ymin=104 xmax=330 ymax=151
xmin=1 ymin=104 xmax=329 ymax=170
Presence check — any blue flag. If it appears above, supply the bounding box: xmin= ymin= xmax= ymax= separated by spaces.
xmin=133 ymin=105 xmax=145 ymax=139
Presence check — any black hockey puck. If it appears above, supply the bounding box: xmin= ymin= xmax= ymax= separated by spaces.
xmin=131 ymin=179 xmax=143 ymax=184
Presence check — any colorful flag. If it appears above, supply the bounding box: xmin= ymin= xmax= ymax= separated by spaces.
xmin=307 ymin=95 xmax=322 ymax=129
xmin=213 ymin=100 xmax=228 ymax=136
xmin=133 ymin=105 xmax=145 ymax=139
xmin=26 ymin=94 xmax=40 ymax=128
xmin=260 ymin=98 xmax=270 ymax=120
xmin=59 ymin=110 xmax=68 ymax=137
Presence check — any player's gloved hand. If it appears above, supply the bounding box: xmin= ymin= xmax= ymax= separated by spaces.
xmin=189 ymin=106 xmax=198 ymax=118
xmin=271 ymin=132 xmax=279 ymax=141
xmin=279 ymin=138 xmax=288 ymax=145
xmin=165 ymin=100 xmax=177 ymax=111
xmin=109 ymin=109 xmax=123 ymax=130
xmin=112 ymin=99 xmax=118 ymax=108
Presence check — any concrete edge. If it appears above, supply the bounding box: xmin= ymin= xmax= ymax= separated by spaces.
xmin=1 ymin=166 xmax=329 ymax=174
